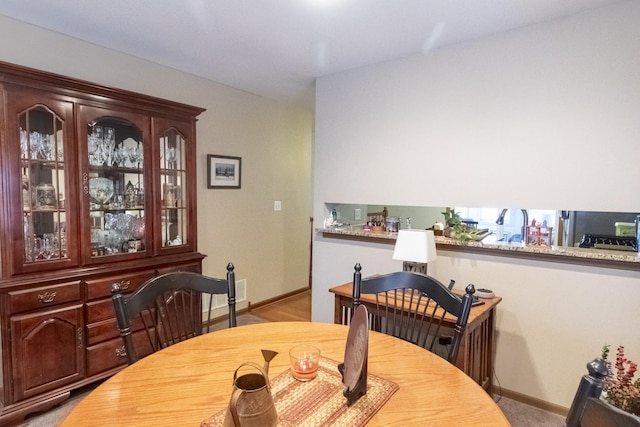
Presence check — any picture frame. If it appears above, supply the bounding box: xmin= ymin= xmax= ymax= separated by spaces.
xmin=207 ymin=154 xmax=242 ymax=189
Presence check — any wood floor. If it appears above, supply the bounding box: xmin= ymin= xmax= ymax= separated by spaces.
xmin=249 ymin=289 xmax=311 ymax=322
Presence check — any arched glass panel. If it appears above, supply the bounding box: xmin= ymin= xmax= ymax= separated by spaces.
xmin=20 ymin=105 xmax=67 ymax=262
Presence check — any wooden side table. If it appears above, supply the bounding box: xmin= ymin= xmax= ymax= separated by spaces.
xmin=329 ymin=282 xmax=502 ymax=392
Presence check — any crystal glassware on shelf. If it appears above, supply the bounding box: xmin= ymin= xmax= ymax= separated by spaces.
xmin=124 ymin=180 xmax=136 ymax=208
xmin=131 ymin=216 xmax=145 ymax=240
xmin=88 ymin=126 xmax=103 ymax=165
xmin=89 ymin=177 xmax=115 ymax=208
xmin=161 ymin=146 xmax=176 ymax=169
xmin=167 ymin=147 xmax=177 ymax=169
xmin=103 ymin=232 xmax=118 ymax=254
xmin=40 ymin=233 xmax=56 ymax=259
xmin=128 ymin=146 xmax=143 ymax=169
xmin=24 ymin=217 xmax=33 ymax=261
xmin=163 ymin=183 xmax=177 ymax=207
xmin=20 ymin=128 xmax=28 ymax=158
xmin=22 ymin=174 xmax=31 ymax=210
xmin=40 ymin=134 xmax=54 ymax=160
xmin=29 ymin=131 xmax=43 ymax=159
xmin=102 ymin=127 xmax=116 ymax=166
xmin=35 ymin=183 xmax=57 ymax=209
xmin=121 ymin=146 xmax=133 ymax=167
xmin=112 ymin=146 xmax=127 ymax=167
xmin=58 ymin=231 xmax=67 ymax=257
xmin=112 ymin=194 xmax=124 ymax=209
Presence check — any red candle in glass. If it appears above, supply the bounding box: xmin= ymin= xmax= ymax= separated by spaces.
xmin=290 ymin=344 xmax=320 ymax=381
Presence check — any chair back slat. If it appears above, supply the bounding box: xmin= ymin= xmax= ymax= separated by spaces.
xmin=137 ymin=307 xmax=160 ymax=352
xmin=351 ymin=263 xmax=475 ymax=363
xmin=111 ymin=265 xmax=237 ymax=365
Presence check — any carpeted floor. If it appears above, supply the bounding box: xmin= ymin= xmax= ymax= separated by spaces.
xmin=19 ymin=312 xmax=567 ymax=426
xmin=497 ymin=396 xmax=565 ymax=426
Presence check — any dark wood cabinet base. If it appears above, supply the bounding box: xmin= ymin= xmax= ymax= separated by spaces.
xmin=0 ymin=390 xmax=70 ymax=426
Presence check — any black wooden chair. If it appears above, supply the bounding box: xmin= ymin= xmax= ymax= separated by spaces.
xmin=351 ymin=263 xmax=475 ymax=363
xmin=111 ymin=264 xmax=237 ymax=365
xmin=566 ymin=357 xmax=640 ymax=427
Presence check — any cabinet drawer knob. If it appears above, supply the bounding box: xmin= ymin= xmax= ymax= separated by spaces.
xmin=114 ymin=280 xmax=130 ymax=291
xmin=116 ymin=346 xmax=127 ymax=358
xmin=38 ymin=292 xmax=57 ymax=303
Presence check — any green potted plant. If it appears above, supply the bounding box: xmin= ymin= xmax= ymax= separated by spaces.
xmin=441 ymin=208 xmax=467 ymax=240
xmin=601 ymin=344 xmax=640 ymax=416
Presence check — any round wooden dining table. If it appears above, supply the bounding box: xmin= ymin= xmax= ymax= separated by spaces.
xmin=60 ymin=322 xmax=509 ymax=426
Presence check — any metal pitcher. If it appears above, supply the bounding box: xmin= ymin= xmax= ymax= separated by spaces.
xmin=224 ymin=350 xmax=278 ymax=427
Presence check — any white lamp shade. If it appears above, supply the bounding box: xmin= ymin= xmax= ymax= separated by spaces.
xmin=392 ymin=229 xmax=437 ymax=263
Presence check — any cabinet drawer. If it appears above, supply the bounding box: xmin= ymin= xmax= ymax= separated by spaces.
xmin=85 ymin=270 xmax=155 ymax=301
xmin=86 ymin=298 xmax=116 ymax=324
xmin=86 ymin=337 xmax=126 ymax=377
xmin=86 ymin=318 xmax=119 ymax=346
xmin=86 ymin=332 xmax=153 ymax=377
xmin=8 ymin=282 xmax=81 ymax=314
xmin=86 ymin=307 xmax=155 ymax=346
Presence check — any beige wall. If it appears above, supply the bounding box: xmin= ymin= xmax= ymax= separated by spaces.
xmin=0 ymin=15 xmax=313 ymax=308
xmin=313 ymin=1 xmax=640 ymax=410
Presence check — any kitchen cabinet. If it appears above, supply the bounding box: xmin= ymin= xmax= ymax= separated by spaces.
xmin=0 ymin=61 xmax=206 ymax=424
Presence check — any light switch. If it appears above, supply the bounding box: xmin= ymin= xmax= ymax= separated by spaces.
xmin=274 ymin=201 xmax=282 ymax=211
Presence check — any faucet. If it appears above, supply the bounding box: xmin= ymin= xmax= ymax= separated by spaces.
xmin=496 ymin=209 xmax=529 ymax=243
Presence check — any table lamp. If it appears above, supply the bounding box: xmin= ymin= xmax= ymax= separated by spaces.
xmin=392 ymin=229 xmax=437 ymax=274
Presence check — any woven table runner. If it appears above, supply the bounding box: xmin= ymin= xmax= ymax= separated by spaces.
xmin=201 ymin=356 xmax=399 ymax=427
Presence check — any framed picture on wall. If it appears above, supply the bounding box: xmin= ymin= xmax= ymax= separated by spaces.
xmin=207 ymin=155 xmax=242 ymax=189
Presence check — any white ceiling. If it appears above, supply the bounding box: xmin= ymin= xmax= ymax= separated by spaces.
xmin=0 ymin=0 xmax=623 ymax=107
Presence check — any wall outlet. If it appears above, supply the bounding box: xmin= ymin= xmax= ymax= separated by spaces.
xmin=354 ymin=208 xmax=362 ymax=220
xmin=274 ymin=200 xmax=282 ymax=211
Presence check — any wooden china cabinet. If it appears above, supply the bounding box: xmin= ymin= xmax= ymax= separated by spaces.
xmin=0 ymin=61 xmax=206 ymax=424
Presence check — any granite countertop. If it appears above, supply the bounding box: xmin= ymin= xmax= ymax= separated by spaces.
xmin=319 ymin=226 xmax=640 ymax=265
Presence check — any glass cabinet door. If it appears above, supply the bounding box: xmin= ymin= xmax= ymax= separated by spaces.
xmin=160 ymin=128 xmax=188 ymax=248
xmin=79 ymin=106 xmax=150 ymax=262
xmin=20 ymin=106 xmax=69 ymax=265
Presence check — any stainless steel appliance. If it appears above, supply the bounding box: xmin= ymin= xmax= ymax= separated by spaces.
xmin=578 ymin=234 xmax=637 ymax=252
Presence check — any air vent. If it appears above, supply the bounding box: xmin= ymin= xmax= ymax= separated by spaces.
xmin=211 ymin=278 xmax=247 ymax=309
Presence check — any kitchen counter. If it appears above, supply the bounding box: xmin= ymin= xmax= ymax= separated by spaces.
xmin=319 ymin=226 xmax=640 ymax=271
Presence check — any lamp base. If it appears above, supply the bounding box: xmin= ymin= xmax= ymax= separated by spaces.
xmin=402 ymin=262 xmax=428 ymax=274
